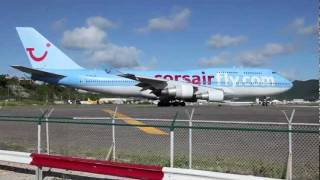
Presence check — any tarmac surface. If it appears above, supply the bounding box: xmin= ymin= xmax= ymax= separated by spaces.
xmin=0 ymin=104 xmax=317 ymax=123
xmin=0 ymin=104 xmax=318 ymax=179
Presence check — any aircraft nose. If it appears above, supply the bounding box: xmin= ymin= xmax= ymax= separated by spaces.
xmin=289 ymin=81 xmax=293 ymax=89
xmin=285 ymin=79 xmax=293 ymax=91
xmin=278 ymin=79 xmax=292 ymax=94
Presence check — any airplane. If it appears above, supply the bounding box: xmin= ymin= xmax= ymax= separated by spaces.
xmin=12 ymin=27 xmax=293 ymax=106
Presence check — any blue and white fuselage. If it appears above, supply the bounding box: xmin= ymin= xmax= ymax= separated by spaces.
xmin=13 ymin=27 xmax=292 ymax=105
xmin=35 ymin=68 xmax=292 ymax=98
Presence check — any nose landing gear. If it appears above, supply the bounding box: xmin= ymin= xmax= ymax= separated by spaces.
xmin=259 ymin=96 xmax=271 ymax=106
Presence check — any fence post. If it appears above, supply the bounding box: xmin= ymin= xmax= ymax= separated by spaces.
xmin=112 ymin=105 xmax=118 ymax=161
xmin=45 ymin=108 xmax=54 ymax=155
xmin=281 ymin=109 xmax=295 ymax=180
xmin=170 ymin=112 xmax=178 ymax=168
xmin=185 ymin=108 xmax=195 ymax=169
xmin=36 ymin=110 xmax=47 ymax=180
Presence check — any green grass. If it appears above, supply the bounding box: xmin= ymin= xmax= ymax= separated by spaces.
xmin=44 ymin=146 xmax=319 ymax=179
xmin=1 ymin=142 xmax=317 ymax=179
xmin=51 ymin=147 xmax=287 ymax=178
xmin=0 ymin=100 xmax=51 ymax=106
xmin=0 ymin=141 xmax=28 ymax=152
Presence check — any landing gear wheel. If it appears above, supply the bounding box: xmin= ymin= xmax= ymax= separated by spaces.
xmin=157 ymin=101 xmax=170 ymax=107
xmin=172 ymin=101 xmax=180 ymax=106
xmin=158 ymin=100 xmax=186 ymax=107
xmin=261 ymin=96 xmax=270 ymax=107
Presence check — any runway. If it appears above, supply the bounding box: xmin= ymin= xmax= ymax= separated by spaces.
xmin=0 ymin=104 xmax=318 ymax=179
xmin=0 ymin=104 xmax=317 ymax=123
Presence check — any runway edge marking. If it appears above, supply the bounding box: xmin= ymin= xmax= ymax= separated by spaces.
xmin=103 ymin=109 xmax=168 ymax=136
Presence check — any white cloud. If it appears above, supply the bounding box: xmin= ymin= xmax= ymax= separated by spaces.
xmin=207 ymin=34 xmax=247 ymax=48
xmin=61 ymin=16 xmax=143 ymax=68
xmin=133 ymin=57 xmax=158 ymax=70
xmin=61 ymin=26 xmax=107 ymax=49
xmin=292 ymin=17 xmax=304 ymax=27
xmin=297 ymin=25 xmax=316 ymax=35
xmin=86 ymin=16 xmax=117 ymax=29
xmin=136 ymin=8 xmax=191 ymax=33
xmin=290 ymin=17 xmax=316 ymax=35
xmin=198 ymin=53 xmax=229 ymax=67
xmin=239 ymin=43 xmax=295 ymax=66
xmin=61 ymin=16 xmax=118 ymax=49
xmin=90 ymin=44 xmax=141 ymax=68
xmin=132 ymin=66 xmax=153 ymax=71
xmin=278 ymin=69 xmax=297 ymax=81
xmin=52 ymin=18 xmax=67 ymax=31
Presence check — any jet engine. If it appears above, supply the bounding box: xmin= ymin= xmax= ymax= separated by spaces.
xmin=196 ymin=89 xmax=224 ymax=102
xmin=161 ymin=84 xmax=194 ymax=99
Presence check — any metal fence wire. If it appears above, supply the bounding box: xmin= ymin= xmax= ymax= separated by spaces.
xmin=0 ymin=111 xmax=318 ymax=180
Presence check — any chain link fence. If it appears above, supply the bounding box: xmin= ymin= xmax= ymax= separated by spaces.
xmin=0 ymin=108 xmax=318 ymax=180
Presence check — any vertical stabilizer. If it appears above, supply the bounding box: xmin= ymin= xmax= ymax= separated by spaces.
xmin=16 ymin=27 xmax=83 ymax=69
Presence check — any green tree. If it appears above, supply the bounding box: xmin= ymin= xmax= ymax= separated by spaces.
xmin=0 ymin=75 xmax=7 ymax=87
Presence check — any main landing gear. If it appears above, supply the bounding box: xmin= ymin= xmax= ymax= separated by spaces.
xmin=261 ymin=96 xmax=271 ymax=106
xmin=157 ymin=100 xmax=186 ymax=107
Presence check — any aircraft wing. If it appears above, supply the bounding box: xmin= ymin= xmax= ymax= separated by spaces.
xmin=11 ymin=65 xmax=65 ymax=78
xmin=119 ymin=73 xmax=168 ymax=90
xmin=118 ymin=72 xmax=205 ymax=95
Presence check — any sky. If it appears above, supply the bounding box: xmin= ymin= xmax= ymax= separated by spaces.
xmin=0 ymin=0 xmax=317 ymax=80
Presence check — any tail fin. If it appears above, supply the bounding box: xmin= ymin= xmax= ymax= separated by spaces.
xmin=16 ymin=27 xmax=83 ymax=69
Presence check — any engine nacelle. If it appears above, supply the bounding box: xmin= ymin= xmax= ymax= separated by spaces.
xmin=161 ymin=84 xmax=194 ymax=99
xmin=197 ymin=89 xmax=224 ymax=102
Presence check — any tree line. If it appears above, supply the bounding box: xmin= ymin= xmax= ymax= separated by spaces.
xmin=0 ymin=74 xmax=106 ymax=104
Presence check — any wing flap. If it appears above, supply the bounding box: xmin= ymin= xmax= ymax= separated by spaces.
xmin=119 ymin=73 xmax=167 ymax=83
xmin=119 ymin=73 xmax=168 ymax=88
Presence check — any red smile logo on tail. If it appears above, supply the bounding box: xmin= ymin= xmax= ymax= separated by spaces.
xmin=26 ymin=43 xmax=51 ymax=62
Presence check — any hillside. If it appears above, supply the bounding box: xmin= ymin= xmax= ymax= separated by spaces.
xmin=274 ymin=80 xmax=318 ymax=101
xmin=0 ymin=75 xmax=106 ymax=104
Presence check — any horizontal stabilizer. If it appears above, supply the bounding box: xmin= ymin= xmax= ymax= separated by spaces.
xmin=11 ymin=65 xmax=65 ymax=78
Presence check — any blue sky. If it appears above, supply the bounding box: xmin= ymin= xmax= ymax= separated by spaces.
xmin=0 ymin=0 xmax=317 ymax=80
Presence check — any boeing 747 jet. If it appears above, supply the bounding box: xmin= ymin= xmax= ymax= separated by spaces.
xmin=13 ymin=27 xmax=292 ymax=106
